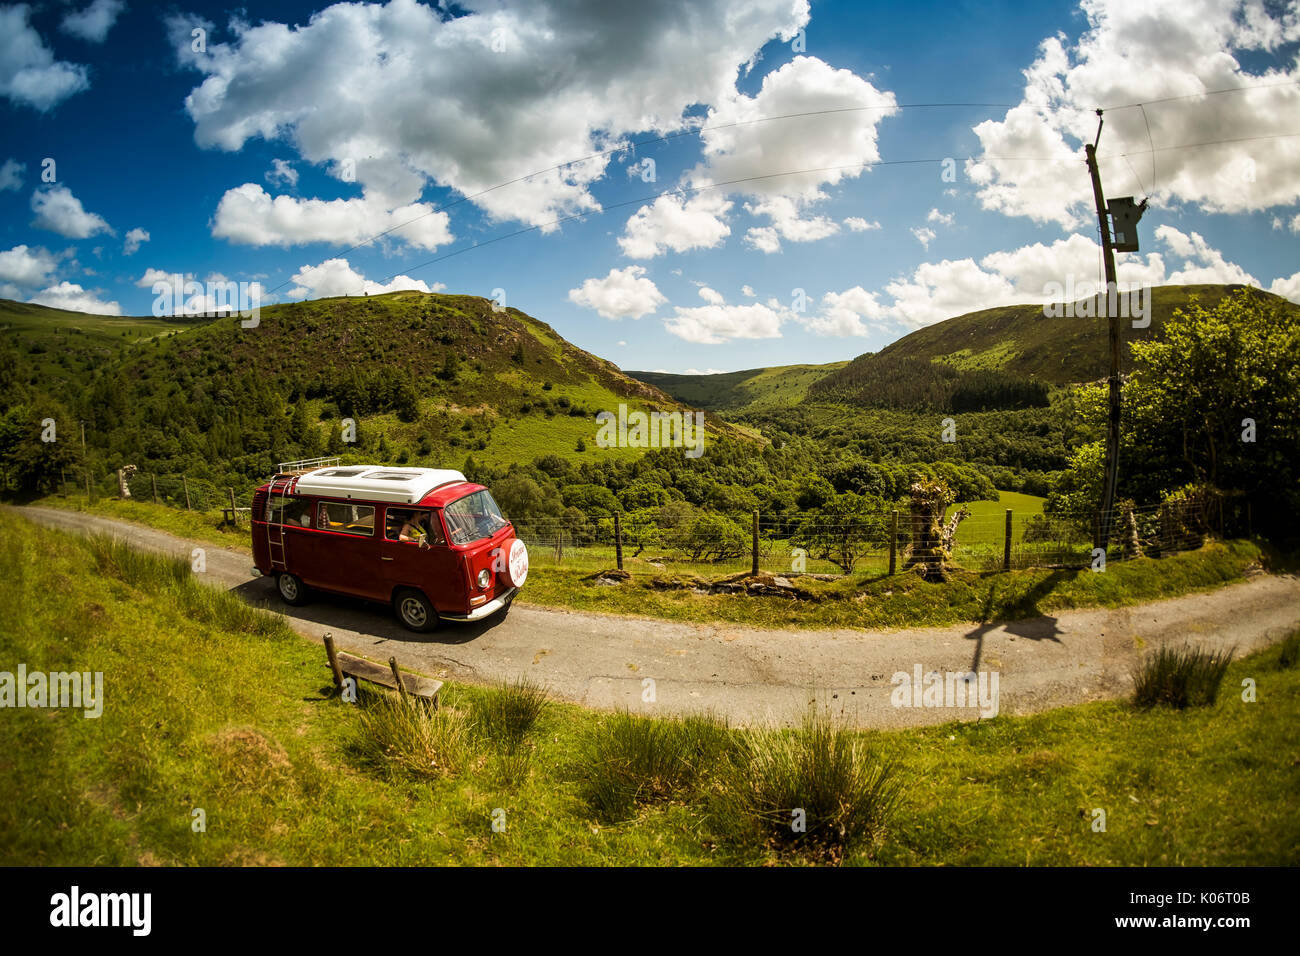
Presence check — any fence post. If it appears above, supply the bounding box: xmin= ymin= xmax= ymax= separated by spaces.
xmin=84 ymin=469 xmax=91 ymax=500
xmin=227 ymin=487 xmax=236 ymax=525
xmin=889 ymin=510 xmax=898 ymax=575
xmin=613 ymin=512 xmax=623 ymax=571
xmin=1003 ymin=509 xmax=1013 ymax=572
xmin=151 ymin=474 xmax=159 ymax=504
xmin=182 ymin=476 xmax=191 ymax=510
xmin=751 ymin=510 xmax=759 ymax=576
xmin=323 ymin=634 xmax=343 ymax=691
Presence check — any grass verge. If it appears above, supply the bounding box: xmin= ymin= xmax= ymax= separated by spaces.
xmin=2 ymin=514 xmax=1297 ymax=865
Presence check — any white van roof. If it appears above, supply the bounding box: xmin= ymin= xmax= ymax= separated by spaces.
xmin=290 ymin=465 xmax=468 ymax=505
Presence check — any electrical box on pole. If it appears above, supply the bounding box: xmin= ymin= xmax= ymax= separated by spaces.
xmin=1108 ymin=196 xmax=1148 ymax=252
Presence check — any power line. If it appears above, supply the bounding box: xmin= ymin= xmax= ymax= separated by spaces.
xmin=257 ymin=80 xmax=1300 ymax=295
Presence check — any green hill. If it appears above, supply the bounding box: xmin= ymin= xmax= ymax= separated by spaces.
xmin=627 ymin=362 xmax=848 ymax=412
xmin=809 ymin=284 xmax=1296 ymax=409
xmin=0 ymin=291 xmax=742 ymax=483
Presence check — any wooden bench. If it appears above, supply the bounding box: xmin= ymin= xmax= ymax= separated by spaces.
xmin=323 ymin=634 xmax=442 ymax=707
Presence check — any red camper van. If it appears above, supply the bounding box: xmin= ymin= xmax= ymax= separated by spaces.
xmin=251 ymin=460 xmax=528 ymax=632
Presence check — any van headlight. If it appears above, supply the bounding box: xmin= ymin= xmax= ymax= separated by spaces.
xmin=477 ymin=568 xmax=491 ymax=588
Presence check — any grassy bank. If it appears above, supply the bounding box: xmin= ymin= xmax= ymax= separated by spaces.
xmin=1 ymin=513 xmax=1296 ymax=866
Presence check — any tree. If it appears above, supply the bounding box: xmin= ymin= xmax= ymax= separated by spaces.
xmin=794 ymin=491 xmax=888 ymax=572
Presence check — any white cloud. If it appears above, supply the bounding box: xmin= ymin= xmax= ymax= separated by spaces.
xmin=802 ymin=286 xmax=888 ymax=336
xmin=170 ymin=0 xmax=810 ymax=227
xmin=568 ymin=265 xmax=667 ymax=320
xmin=123 ymin=227 xmax=150 ymax=256
xmin=286 ymin=257 xmax=442 ymax=300
xmin=926 ymin=208 xmax=955 ymax=226
xmin=966 ymin=0 xmax=1300 ymax=226
xmin=911 ymin=226 xmax=936 ymax=249
xmin=136 ymin=267 xmax=189 ymax=289
xmin=1269 ymin=271 xmax=1300 ymax=304
xmin=0 ymin=5 xmax=90 ymax=110
xmin=30 ymin=185 xmax=114 ymax=238
xmin=1154 ymin=224 xmax=1258 ymax=285
xmin=742 ymin=195 xmax=840 ymax=253
xmin=61 ymin=0 xmax=126 ymax=43
xmin=211 ymin=183 xmax=453 ymax=251
xmin=0 ymin=244 xmax=59 ymax=287
xmin=29 ymin=281 xmax=120 ymax=315
xmin=843 ymin=217 xmax=880 ymax=231
xmin=741 ymin=284 xmax=756 ymax=297
xmin=664 ymin=300 xmax=788 ymax=344
xmin=0 ymin=158 xmax=24 ymax=191
xmin=744 ymin=225 xmax=781 ymax=254
xmin=683 ymin=368 xmax=726 ymax=375
xmin=266 ymin=159 xmax=298 ymax=189
xmin=619 ymin=190 xmax=733 ymax=259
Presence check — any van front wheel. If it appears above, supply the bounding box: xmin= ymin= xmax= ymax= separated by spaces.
xmin=394 ymin=588 xmax=438 ymax=633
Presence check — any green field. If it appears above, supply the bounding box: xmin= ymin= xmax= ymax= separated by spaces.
xmin=3 ymin=512 xmax=1295 ymax=866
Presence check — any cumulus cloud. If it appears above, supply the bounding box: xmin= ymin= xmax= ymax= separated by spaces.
xmin=843 ymin=217 xmax=880 ymax=231
xmin=123 ymin=227 xmax=150 ymax=255
xmin=30 ymin=185 xmax=114 ymax=238
xmin=966 ymin=0 xmax=1300 ymax=226
xmin=0 ymin=5 xmax=91 ymax=110
xmin=61 ymin=0 xmax=126 ymax=43
xmin=926 ymin=208 xmax=955 ymax=226
xmin=266 ymin=159 xmax=298 ymax=189
xmin=0 ymin=158 xmax=24 ymax=191
xmin=741 ymin=195 xmax=840 ymax=253
xmin=0 ymin=243 xmax=60 ymax=288
xmin=286 ymin=257 xmax=442 ymax=300
xmin=170 ymin=0 xmax=810 ymax=230
xmin=211 ymin=184 xmax=452 ymax=251
xmin=801 ymin=223 xmax=1295 ymax=335
xmin=29 ymin=281 xmax=120 ymax=315
xmin=661 ymin=287 xmax=791 ymax=343
xmin=741 ymin=284 xmax=757 ymax=297
xmin=568 ymin=265 xmax=667 ymax=320
xmin=911 ymin=226 xmax=936 ymax=249
xmin=618 ymin=191 xmax=733 ymax=259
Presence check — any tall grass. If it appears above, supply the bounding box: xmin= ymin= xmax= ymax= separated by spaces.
xmin=710 ymin=708 xmax=899 ymax=861
xmin=352 ymin=691 xmax=472 ymax=779
xmin=1132 ymin=644 xmax=1235 ymax=709
xmin=474 ymin=677 xmax=549 ymax=752
xmin=579 ymin=711 xmax=733 ymax=823
xmin=86 ymin=532 xmax=189 ymax=590
xmin=1277 ymin=630 xmax=1300 ymax=670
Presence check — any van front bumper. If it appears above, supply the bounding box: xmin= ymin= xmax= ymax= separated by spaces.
xmin=441 ymin=587 xmax=517 ymax=622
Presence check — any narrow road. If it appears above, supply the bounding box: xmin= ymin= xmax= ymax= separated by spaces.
xmin=14 ymin=506 xmax=1300 ymax=728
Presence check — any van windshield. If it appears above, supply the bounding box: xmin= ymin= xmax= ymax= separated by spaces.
xmin=443 ymin=490 xmax=509 ymax=545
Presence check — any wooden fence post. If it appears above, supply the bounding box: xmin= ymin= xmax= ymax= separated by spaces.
xmin=323 ymin=634 xmax=343 ymax=690
xmin=228 ymin=487 xmax=236 ymax=524
xmin=889 ymin=510 xmax=898 ymax=575
xmin=182 ymin=475 xmax=191 ymax=510
xmin=389 ymin=656 xmax=407 ymax=699
xmin=752 ymin=510 xmax=759 ymax=576
xmin=1003 ymin=509 xmax=1013 ymax=572
xmin=151 ymin=474 xmax=159 ymax=504
xmin=614 ymin=512 xmax=623 ymax=571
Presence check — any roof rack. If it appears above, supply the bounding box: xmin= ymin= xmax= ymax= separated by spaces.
xmin=274 ymin=456 xmax=341 ymax=477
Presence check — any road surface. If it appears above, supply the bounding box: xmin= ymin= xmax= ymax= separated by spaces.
xmin=13 ymin=505 xmax=1300 ymax=728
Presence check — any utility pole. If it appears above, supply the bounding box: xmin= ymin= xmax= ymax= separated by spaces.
xmin=1085 ymin=111 xmax=1122 ymax=552
xmin=79 ymin=419 xmax=90 ymax=500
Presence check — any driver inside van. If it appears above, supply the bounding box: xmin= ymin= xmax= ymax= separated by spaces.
xmin=387 ymin=510 xmax=436 ymax=548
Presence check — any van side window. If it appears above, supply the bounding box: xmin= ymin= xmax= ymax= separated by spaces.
xmin=385 ymin=509 xmax=444 ymax=545
xmin=317 ymin=501 xmax=375 ymax=536
xmin=268 ymin=495 xmax=314 ymax=526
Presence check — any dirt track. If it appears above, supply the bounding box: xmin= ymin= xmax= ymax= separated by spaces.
xmin=14 ymin=505 xmax=1300 ymax=728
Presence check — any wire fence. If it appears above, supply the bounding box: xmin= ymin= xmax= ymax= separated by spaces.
xmin=58 ymin=471 xmax=1246 ymax=577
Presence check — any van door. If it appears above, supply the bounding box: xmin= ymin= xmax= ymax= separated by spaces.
xmin=313 ymin=500 xmax=386 ymax=601
xmin=379 ymin=507 xmax=467 ymax=613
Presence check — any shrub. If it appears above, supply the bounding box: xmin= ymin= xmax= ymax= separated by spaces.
xmin=710 ymin=708 xmax=899 ymax=861
xmin=1132 ymin=644 xmax=1235 ymax=709
xmin=579 ymin=711 xmax=732 ymax=823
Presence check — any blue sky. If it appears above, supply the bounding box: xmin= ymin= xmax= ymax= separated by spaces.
xmin=1 ymin=0 xmax=1297 ymax=373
